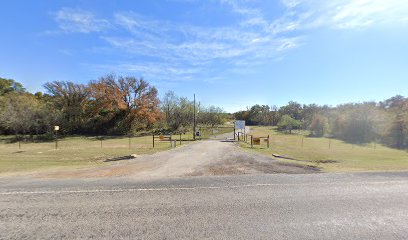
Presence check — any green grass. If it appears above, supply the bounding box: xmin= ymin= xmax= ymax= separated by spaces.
xmin=0 ymin=135 xmax=184 ymax=175
xmin=241 ymin=126 xmax=408 ymax=172
xmin=198 ymin=126 xmax=235 ymax=139
xmin=0 ymin=126 xmax=234 ymax=175
xmin=155 ymin=126 xmax=234 ymax=141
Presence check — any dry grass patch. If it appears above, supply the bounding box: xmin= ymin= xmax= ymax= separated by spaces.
xmin=241 ymin=126 xmax=408 ymax=172
xmin=0 ymin=135 xmax=186 ymax=175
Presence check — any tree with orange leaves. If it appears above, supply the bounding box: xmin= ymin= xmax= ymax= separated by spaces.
xmin=89 ymin=74 xmax=161 ymax=134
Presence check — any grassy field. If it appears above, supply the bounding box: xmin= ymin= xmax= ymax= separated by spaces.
xmin=197 ymin=126 xmax=235 ymax=139
xmin=0 ymin=127 xmax=235 ymax=175
xmin=241 ymin=126 xmax=408 ymax=172
xmin=0 ymin=135 xmax=189 ymax=175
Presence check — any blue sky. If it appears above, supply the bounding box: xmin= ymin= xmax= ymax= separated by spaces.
xmin=1 ymin=0 xmax=408 ymax=112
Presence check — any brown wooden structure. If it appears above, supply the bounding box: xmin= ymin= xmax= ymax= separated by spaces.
xmin=246 ymin=134 xmax=270 ymax=148
xmin=153 ymin=135 xmax=177 ymax=148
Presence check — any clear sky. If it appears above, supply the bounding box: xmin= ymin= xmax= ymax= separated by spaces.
xmin=1 ymin=0 xmax=408 ymax=112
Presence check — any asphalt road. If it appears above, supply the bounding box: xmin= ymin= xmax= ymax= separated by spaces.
xmin=1 ymin=172 xmax=408 ymax=239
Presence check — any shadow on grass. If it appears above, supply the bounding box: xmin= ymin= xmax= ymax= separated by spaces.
xmin=0 ymin=134 xmax=139 ymax=144
xmin=1 ymin=135 xmax=55 ymax=144
xmin=13 ymin=151 xmax=25 ymax=154
xmin=104 ymin=155 xmax=137 ymax=162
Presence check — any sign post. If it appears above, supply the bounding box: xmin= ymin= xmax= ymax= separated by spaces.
xmin=54 ymin=126 xmax=60 ymax=150
xmin=235 ymin=120 xmax=245 ymax=130
xmin=235 ymin=120 xmax=245 ymax=141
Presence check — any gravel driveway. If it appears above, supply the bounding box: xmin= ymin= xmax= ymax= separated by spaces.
xmin=36 ymin=137 xmax=318 ymax=179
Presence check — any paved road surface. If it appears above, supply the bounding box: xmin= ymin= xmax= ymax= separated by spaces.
xmin=1 ymin=172 xmax=408 ymax=239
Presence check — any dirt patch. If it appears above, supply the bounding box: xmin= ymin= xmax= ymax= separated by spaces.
xmin=37 ymin=160 xmax=153 ymax=179
xmin=187 ymin=150 xmax=319 ymax=176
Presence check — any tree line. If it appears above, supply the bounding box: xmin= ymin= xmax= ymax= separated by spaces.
xmin=0 ymin=75 xmax=227 ymax=137
xmin=1 ymin=75 xmax=407 ymax=149
xmin=234 ymin=98 xmax=408 ymax=149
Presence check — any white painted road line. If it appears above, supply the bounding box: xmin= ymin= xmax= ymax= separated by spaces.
xmin=1 ymin=180 xmax=407 ymax=195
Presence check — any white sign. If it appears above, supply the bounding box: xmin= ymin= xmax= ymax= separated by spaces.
xmin=54 ymin=126 xmax=60 ymax=131
xmin=235 ymin=120 xmax=245 ymax=130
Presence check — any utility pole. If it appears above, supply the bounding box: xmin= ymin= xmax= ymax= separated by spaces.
xmin=193 ymin=93 xmax=196 ymax=141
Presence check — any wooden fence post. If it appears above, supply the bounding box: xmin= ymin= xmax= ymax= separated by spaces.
xmin=55 ymin=132 xmax=58 ymax=150
xmin=180 ymin=134 xmax=182 ymax=145
xmin=267 ymin=135 xmax=270 ymax=148
xmin=152 ymin=135 xmax=155 ymax=149
xmin=251 ymin=135 xmax=253 ymax=148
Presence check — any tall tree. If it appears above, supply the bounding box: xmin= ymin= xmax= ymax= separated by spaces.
xmin=44 ymin=81 xmax=90 ymax=133
xmin=279 ymin=101 xmax=303 ymax=121
xmin=384 ymin=99 xmax=408 ymax=149
xmin=89 ymin=74 xmax=161 ymax=134
xmin=0 ymin=93 xmax=51 ymax=135
xmin=160 ymin=91 xmax=193 ymax=133
xmin=330 ymin=103 xmax=381 ymax=143
xmin=0 ymin=77 xmax=25 ymax=95
xmin=309 ymin=114 xmax=329 ymax=137
xmin=277 ymin=115 xmax=301 ymax=134
xmin=198 ymin=105 xmax=225 ymax=127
